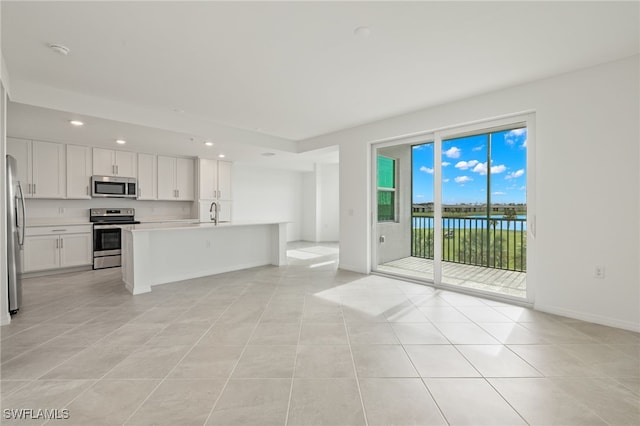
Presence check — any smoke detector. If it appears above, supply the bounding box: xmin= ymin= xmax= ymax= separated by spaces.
xmin=48 ymin=44 xmax=70 ymax=55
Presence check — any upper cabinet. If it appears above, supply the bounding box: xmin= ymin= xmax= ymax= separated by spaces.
xmin=6 ymin=137 xmax=32 ymax=197
xmin=137 ymin=153 xmax=157 ymax=200
xmin=66 ymin=145 xmax=92 ymax=199
xmin=7 ymin=138 xmax=65 ymax=199
xmin=198 ymin=159 xmax=232 ymax=200
xmin=157 ymin=155 xmax=194 ymax=201
xmin=92 ymin=148 xmax=137 ymax=177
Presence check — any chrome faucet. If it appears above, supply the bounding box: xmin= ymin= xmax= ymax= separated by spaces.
xmin=209 ymin=201 xmax=219 ymax=224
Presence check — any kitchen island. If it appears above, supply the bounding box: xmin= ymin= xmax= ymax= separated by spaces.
xmin=121 ymin=221 xmax=287 ymax=295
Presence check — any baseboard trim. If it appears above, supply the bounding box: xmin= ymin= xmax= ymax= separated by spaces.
xmin=0 ymin=312 xmax=11 ymax=326
xmin=535 ymin=302 xmax=640 ymax=332
xmin=338 ymin=263 xmax=368 ymax=274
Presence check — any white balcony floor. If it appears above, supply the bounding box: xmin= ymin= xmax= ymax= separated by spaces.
xmin=377 ymin=256 xmax=526 ymax=299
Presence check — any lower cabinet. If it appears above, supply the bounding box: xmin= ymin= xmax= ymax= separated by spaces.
xmin=23 ymin=225 xmax=93 ymax=273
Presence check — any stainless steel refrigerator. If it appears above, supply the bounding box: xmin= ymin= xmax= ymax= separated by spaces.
xmin=6 ymin=155 xmax=25 ymax=315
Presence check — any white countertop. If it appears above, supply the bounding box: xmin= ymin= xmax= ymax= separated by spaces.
xmin=26 ymin=217 xmax=198 ymax=227
xmin=27 ymin=218 xmax=91 ymax=227
xmin=131 ymin=221 xmax=287 ymax=232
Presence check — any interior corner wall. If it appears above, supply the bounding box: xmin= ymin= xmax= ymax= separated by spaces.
xmin=300 ymin=56 xmax=640 ymax=331
xmin=376 ymin=145 xmax=412 ymax=264
xmin=232 ymin=164 xmax=303 ymax=242
xmin=317 ymin=163 xmax=339 ymax=242
xmin=302 ymin=170 xmax=318 ymax=242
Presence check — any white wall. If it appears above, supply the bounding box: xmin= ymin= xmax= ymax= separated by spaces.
xmin=232 ymin=164 xmax=304 ymax=242
xmin=317 ymin=163 xmax=339 ymax=242
xmin=300 ymin=56 xmax=640 ymax=331
xmin=302 ymin=171 xmax=317 ymax=241
xmin=300 ymin=163 xmax=339 ymax=242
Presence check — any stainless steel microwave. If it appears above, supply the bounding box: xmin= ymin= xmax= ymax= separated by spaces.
xmin=91 ymin=176 xmax=138 ymax=198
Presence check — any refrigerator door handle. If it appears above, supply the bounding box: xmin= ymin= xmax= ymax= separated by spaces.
xmin=16 ymin=181 xmax=26 ymax=247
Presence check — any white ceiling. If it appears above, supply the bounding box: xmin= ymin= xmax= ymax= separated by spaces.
xmin=2 ymin=1 xmax=638 ymax=161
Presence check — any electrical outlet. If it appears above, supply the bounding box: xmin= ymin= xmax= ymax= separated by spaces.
xmin=594 ymin=266 xmax=605 ymax=279
xmin=379 ymin=235 xmax=385 ymax=243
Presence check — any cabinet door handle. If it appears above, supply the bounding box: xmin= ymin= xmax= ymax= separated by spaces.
xmin=86 ymin=186 xmax=89 ymax=196
xmin=55 ymin=239 xmax=59 ymax=249
xmin=60 ymin=238 xmax=63 ymax=249
xmin=116 ymin=165 xmax=119 ymax=175
xmin=177 ymin=189 xmax=180 ymax=198
xmin=52 ymin=229 xmax=66 ymax=232
xmin=33 ymin=184 xmax=36 ymax=194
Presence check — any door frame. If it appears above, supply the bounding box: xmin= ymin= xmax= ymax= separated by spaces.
xmin=370 ymin=112 xmax=536 ymax=305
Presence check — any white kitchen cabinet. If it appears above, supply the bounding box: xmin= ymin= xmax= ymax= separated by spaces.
xmin=157 ymin=155 xmax=194 ymax=201
xmin=23 ymin=225 xmax=93 ymax=273
xmin=23 ymin=235 xmax=60 ymax=272
xmin=59 ymin=233 xmax=93 ymax=268
xmin=32 ymin=141 xmax=66 ymax=199
xmin=66 ymin=145 xmax=92 ymax=199
xmin=137 ymin=153 xmax=157 ymax=200
xmin=92 ymin=148 xmax=137 ymax=177
xmin=198 ymin=159 xmax=232 ymax=200
xmin=176 ymin=157 xmax=195 ymax=200
xmin=7 ymin=137 xmax=32 ymax=197
xmin=7 ymin=138 xmax=65 ymax=199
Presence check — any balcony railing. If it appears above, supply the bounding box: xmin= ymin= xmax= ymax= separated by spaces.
xmin=412 ymin=216 xmax=527 ymax=272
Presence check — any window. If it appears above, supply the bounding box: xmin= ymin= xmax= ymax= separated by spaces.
xmin=377 ymin=155 xmax=397 ymax=221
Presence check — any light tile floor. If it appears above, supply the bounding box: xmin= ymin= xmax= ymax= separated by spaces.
xmin=1 ymin=242 xmax=639 ymax=425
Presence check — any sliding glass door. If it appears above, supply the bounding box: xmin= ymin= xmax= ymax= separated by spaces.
xmin=373 ymin=116 xmax=531 ymax=302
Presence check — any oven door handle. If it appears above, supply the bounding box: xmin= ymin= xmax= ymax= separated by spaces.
xmin=93 ymin=224 xmax=123 ymax=230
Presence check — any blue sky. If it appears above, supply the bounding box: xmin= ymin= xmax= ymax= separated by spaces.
xmin=412 ymin=128 xmax=527 ymax=204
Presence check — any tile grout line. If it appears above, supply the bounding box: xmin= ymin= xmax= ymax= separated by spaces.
xmin=202 ymin=276 xmax=281 ymax=426
xmin=341 ymin=301 xmax=370 ymax=426
xmin=56 ymin=286 xmax=239 ymax=426
xmin=283 ymin=293 xmax=306 ymax=426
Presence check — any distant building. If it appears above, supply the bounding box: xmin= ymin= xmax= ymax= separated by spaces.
xmin=412 ymin=203 xmax=525 ymax=215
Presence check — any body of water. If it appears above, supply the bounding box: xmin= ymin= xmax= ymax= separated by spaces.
xmin=413 ymin=216 xmax=527 ymax=232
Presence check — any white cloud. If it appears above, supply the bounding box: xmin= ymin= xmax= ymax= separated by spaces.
xmin=454 ymin=176 xmax=473 ymax=184
xmin=443 ymin=178 xmax=450 ymax=183
xmin=419 ymin=166 xmax=434 ymax=174
xmin=442 ymin=161 xmax=451 ymax=167
xmin=455 ymin=160 xmax=479 ymax=170
xmin=444 ymin=147 xmax=461 ymax=159
xmin=505 ymin=128 xmax=527 ymax=146
xmin=519 ymin=186 xmax=526 ymax=191
xmin=492 ymin=191 xmax=506 ymax=196
xmin=505 ymin=169 xmax=525 ymax=180
xmin=521 ymin=139 xmax=527 ymax=148
xmin=416 ymin=194 xmax=424 ymax=198
xmin=472 ymin=145 xmax=484 ymax=152
xmin=472 ymin=162 xmax=506 ymax=175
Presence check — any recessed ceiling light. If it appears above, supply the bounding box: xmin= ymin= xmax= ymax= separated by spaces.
xmin=204 ymin=141 xmax=214 ymax=147
xmin=69 ymin=120 xmax=84 ymax=126
xmin=261 ymin=152 xmax=275 ymax=157
xmin=48 ymin=43 xmax=70 ymax=55
xmin=354 ymin=26 xmax=371 ymax=38
xmin=218 ymin=154 xmax=225 ymax=158
xmin=116 ymin=139 xmax=127 ymax=145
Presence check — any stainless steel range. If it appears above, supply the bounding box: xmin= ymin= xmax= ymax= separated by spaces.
xmin=90 ymin=208 xmax=140 ymax=270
